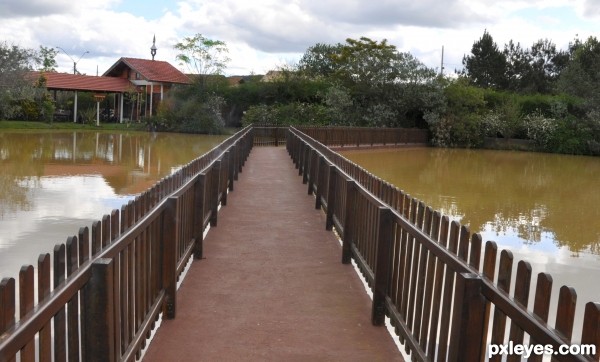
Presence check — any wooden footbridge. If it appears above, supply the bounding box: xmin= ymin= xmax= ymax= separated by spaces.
xmin=0 ymin=126 xmax=599 ymax=362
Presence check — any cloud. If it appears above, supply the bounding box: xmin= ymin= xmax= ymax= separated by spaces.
xmin=303 ymin=0 xmax=489 ymax=28
xmin=0 ymin=0 xmax=72 ymax=18
xmin=0 ymin=0 xmax=597 ymax=76
xmin=581 ymin=0 xmax=600 ymax=17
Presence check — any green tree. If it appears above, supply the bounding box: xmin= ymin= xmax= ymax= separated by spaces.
xmin=524 ymin=39 xmax=567 ymax=94
xmin=331 ymin=37 xmax=400 ymax=87
xmin=462 ymin=30 xmax=507 ymax=89
xmin=298 ymin=43 xmax=343 ymax=79
xmin=0 ymin=43 xmax=36 ymax=119
xmin=504 ymin=40 xmax=530 ymax=92
xmin=558 ymin=36 xmax=600 ymax=111
xmin=36 ymin=46 xmax=58 ymax=72
xmin=174 ymin=33 xmax=230 ymax=90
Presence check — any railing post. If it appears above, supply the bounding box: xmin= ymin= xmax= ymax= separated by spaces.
xmin=315 ymin=156 xmax=326 ymax=209
xmin=341 ymin=179 xmax=357 ymax=264
xmin=303 ymin=148 xmax=311 ymax=185
xmin=307 ymin=149 xmax=315 ymax=194
xmin=210 ymin=161 xmax=221 ymax=227
xmin=302 ymin=145 xmax=310 ymax=182
xmin=226 ymin=150 xmax=234 ymax=192
xmin=83 ymin=258 xmax=115 ymax=362
xmin=325 ymin=165 xmax=337 ymax=231
xmin=162 ymin=196 xmax=179 ymax=319
xmin=220 ymin=156 xmax=229 ymax=206
xmin=372 ymin=207 xmax=394 ymax=326
xmin=448 ymin=272 xmax=486 ymax=362
xmin=233 ymin=144 xmax=239 ymax=181
xmin=298 ymin=143 xmax=305 ymax=175
xmin=193 ymin=173 xmax=206 ymax=259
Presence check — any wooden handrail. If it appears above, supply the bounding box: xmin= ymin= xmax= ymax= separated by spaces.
xmin=0 ymin=126 xmax=254 ymax=361
xmin=288 ymin=126 xmax=600 ymax=362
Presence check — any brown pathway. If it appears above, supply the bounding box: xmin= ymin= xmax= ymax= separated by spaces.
xmin=143 ymin=147 xmax=403 ymax=362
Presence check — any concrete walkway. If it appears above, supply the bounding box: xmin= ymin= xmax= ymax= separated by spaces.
xmin=143 ymin=147 xmax=403 ymax=361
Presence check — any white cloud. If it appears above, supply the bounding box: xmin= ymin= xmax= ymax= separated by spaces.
xmin=0 ymin=0 xmax=597 ymax=75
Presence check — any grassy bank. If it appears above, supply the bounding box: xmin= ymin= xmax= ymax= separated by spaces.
xmin=0 ymin=120 xmax=148 ymax=131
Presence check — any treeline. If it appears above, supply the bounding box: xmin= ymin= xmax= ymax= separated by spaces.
xmin=3 ymin=32 xmax=600 ymax=155
xmin=216 ymin=31 xmax=599 ymax=155
xmin=0 ymin=43 xmax=58 ymax=122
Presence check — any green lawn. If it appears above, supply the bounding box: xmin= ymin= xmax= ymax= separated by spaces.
xmin=0 ymin=120 xmax=147 ymax=131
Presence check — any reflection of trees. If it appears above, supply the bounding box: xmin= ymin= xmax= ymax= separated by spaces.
xmin=0 ymin=174 xmax=32 ymax=217
xmin=0 ymin=131 xmax=229 ymax=201
xmin=342 ymin=148 xmax=600 ymax=255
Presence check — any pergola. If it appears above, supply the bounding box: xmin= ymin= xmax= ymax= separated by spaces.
xmin=36 ymin=57 xmax=190 ymax=125
xmin=103 ymin=57 xmax=191 ymax=118
xmin=39 ymin=72 xmax=132 ymax=125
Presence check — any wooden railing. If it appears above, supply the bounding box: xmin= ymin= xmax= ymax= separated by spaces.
xmin=287 ymin=127 xmax=600 ymax=362
xmin=0 ymin=126 xmax=253 ymax=362
xmin=251 ymin=125 xmax=429 ymax=148
xmin=296 ymin=126 xmax=429 ymax=147
xmin=252 ymin=126 xmax=287 ymax=147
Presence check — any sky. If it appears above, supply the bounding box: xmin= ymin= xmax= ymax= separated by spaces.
xmin=1 ymin=0 xmax=598 ymax=77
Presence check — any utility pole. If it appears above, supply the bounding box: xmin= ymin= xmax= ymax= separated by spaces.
xmin=440 ymin=45 xmax=445 ymax=77
xmin=56 ymin=47 xmax=89 ymax=74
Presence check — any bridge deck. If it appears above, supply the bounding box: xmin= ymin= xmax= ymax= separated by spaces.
xmin=143 ymin=147 xmax=403 ymax=361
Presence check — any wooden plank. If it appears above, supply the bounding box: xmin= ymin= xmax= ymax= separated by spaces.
xmin=102 ymin=214 xmax=111 ymax=248
xmin=489 ymin=249 xmax=513 ymax=362
xmin=448 ymin=273 xmax=486 ymax=362
xmin=91 ymin=221 xmax=102 ymax=256
xmin=83 ymin=259 xmax=115 ymax=362
xmin=0 ymin=277 xmax=16 ymax=362
xmin=529 ymin=272 xmax=553 ymax=362
xmin=427 ymin=215 xmax=449 ymax=360
xmin=458 ymin=225 xmax=470 ymax=262
xmin=479 ymin=241 xmax=498 ymax=362
xmin=413 ymin=206 xmax=433 ymax=344
xmin=420 ymin=210 xmax=439 ymax=352
xmin=66 ymin=236 xmax=80 ymax=362
xmin=405 ymin=198 xmax=421 ymax=339
xmin=437 ymin=220 xmax=460 ymax=362
xmin=38 ymin=254 xmax=52 ymax=362
xmin=341 ymin=180 xmax=357 ymax=264
xmin=555 ymin=286 xmax=577 ymax=342
xmin=581 ymin=302 xmax=600 ymax=361
xmin=396 ymin=192 xmax=411 ymax=344
xmin=506 ymin=261 xmax=532 ymax=362
xmin=372 ymin=207 xmax=394 ymax=325
xmin=469 ymin=233 xmax=482 ymax=271
xmin=53 ymin=243 xmax=67 ymax=362
xmin=19 ymin=265 xmax=35 ymax=362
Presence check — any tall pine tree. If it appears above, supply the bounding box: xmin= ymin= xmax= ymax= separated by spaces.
xmin=462 ymin=30 xmax=507 ymax=89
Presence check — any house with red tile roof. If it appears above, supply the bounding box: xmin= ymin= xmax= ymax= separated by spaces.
xmin=103 ymin=57 xmax=190 ymax=120
xmin=37 ymin=52 xmax=190 ymax=124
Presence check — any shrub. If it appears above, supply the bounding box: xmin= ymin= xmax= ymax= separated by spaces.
xmin=524 ymin=111 xmax=556 ymax=149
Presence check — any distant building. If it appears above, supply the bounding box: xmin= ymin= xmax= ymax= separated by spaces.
xmin=103 ymin=57 xmax=191 ymax=119
xmin=36 ymin=38 xmax=190 ymax=124
xmin=261 ymin=70 xmax=283 ymax=82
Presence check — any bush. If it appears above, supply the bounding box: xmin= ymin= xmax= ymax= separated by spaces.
xmin=242 ymin=102 xmax=329 ymax=126
xmin=524 ymin=111 xmax=556 ymax=149
xmin=150 ymin=94 xmax=225 ymax=134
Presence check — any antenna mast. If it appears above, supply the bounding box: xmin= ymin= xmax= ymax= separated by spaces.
xmin=440 ymin=45 xmax=445 ymax=76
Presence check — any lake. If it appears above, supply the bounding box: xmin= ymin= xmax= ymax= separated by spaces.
xmin=340 ymin=146 xmax=600 ymax=338
xmin=0 ymin=130 xmax=228 ymax=280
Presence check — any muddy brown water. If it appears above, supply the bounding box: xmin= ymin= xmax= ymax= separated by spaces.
xmin=0 ymin=130 xmax=228 ymax=280
xmin=341 ymin=146 xmax=600 ymax=340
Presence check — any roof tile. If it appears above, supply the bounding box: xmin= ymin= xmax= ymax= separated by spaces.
xmin=108 ymin=58 xmax=191 ymax=84
xmin=33 ymin=72 xmax=133 ymax=92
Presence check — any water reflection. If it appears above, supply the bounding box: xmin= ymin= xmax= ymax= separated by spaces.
xmin=0 ymin=130 xmax=227 ymax=279
xmin=341 ymin=147 xmax=600 ymax=257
